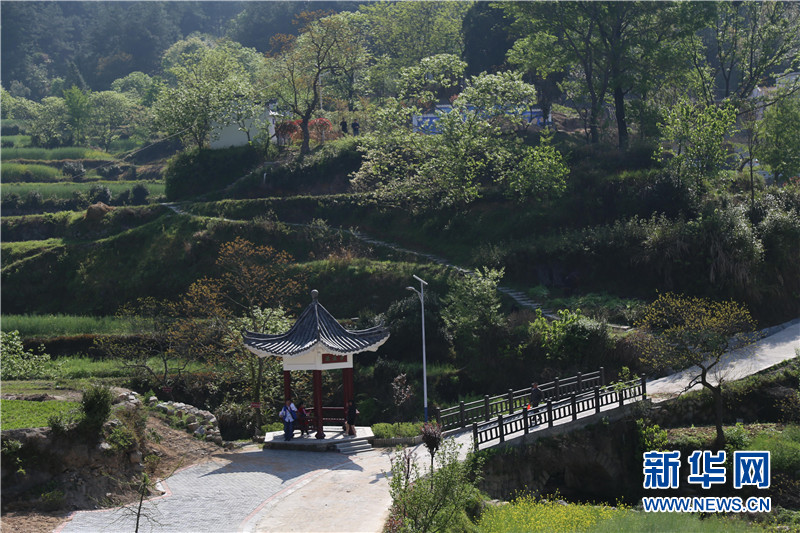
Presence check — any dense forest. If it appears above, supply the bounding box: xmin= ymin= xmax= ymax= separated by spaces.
xmin=2 ymin=0 xmax=799 ymax=421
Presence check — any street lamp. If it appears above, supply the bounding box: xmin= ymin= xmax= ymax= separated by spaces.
xmin=406 ymin=275 xmax=429 ymax=423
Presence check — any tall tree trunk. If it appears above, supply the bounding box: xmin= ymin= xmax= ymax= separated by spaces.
xmin=300 ymin=118 xmax=311 ymax=154
xmin=713 ymin=385 xmax=726 ymax=449
xmin=614 ymin=86 xmax=628 ymax=150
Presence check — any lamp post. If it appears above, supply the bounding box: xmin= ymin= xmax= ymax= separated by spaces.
xmin=406 ymin=275 xmax=429 ymax=423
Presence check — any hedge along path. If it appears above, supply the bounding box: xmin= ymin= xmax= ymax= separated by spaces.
xmin=162 ymin=202 xmax=554 ymax=317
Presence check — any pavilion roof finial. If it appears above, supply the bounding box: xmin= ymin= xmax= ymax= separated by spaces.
xmin=311 ymin=289 xmax=319 ymax=302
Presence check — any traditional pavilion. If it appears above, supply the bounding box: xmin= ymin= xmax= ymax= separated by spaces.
xmin=242 ymin=290 xmax=390 ymax=439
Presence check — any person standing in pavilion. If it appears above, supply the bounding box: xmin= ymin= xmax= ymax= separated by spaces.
xmin=279 ymin=398 xmax=297 ymax=441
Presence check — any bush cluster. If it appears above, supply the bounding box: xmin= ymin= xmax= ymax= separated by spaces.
xmin=164 ymin=144 xmax=262 ymax=201
xmin=0 ymin=330 xmax=53 ymax=380
xmin=80 ymin=383 xmax=113 ymax=433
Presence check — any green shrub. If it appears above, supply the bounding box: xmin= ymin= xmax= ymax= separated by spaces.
xmin=263 ymin=422 xmax=283 ymax=433
xmin=165 ymin=145 xmax=262 ymax=201
xmin=372 ymin=422 xmax=422 ymax=439
xmin=724 ymin=422 xmax=750 ymax=450
xmin=747 ymin=426 xmax=800 ymax=474
xmin=80 ymin=383 xmax=113 ymax=432
xmin=48 ymin=410 xmax=78 ymax=436
xmin=636 ymin=418 xmax=668 ymax=453
xmin=1 ymin=439 xmax=26 ymax=475
xmin=40 ymin=489 xmax=66 ymax=510
xmin=0 ymin=330 xmax=53 ymax=379
xmin=214 ymin=401 xmax=257 ymax=441
xmin=107 ymin=426 xmax=136 ymax=452
xmin=388 ymin=439 xmax=482 ymax=533
xmin=528 ymin=309 xmax=613 ymax=366
xmin=88 ymin=184 xmax=112 ymax=204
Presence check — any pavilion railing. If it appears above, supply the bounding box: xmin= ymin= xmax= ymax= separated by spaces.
xmin=435 ymin=367 xmax=607 ymax=431
xmin=471 ymin=376 xmax=647 ymax=450
xmin=306 ymin=406 xmax=346 ymax=429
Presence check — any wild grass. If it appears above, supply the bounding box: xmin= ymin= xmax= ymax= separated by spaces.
xmin=1 ymin=314 xmax=149 ymax=337
xmin=56 ymin=356 xmax=207 ymax=379
xmin=476 ymin=495 xmax=764 ymax=533
xmin=2 ymin=162 xmax=67 ymax=182
xmin=0 ymin=399 xmax=81 ymax=430
xmin=1 ymin=180 xmax=165 ymax=201
xmin=3 ymin=146 xmax=112 ymax=160
xmin=1 ymin=239 xmax=64 ymax=264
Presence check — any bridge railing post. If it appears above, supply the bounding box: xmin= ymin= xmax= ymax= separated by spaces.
xmin=434 ymin=406 xmax=441 ymax=425
xmin=600 ymin=366 xmax=606 ymax=387
xmin=508 ymin=389 xmax=514 ymax=415
xmin=484 ymin=395 xmax=490 ymax=421
xmin=571 ymin=393 xmax=577 ymax=421
xmin=619 ymin=387 xmax=625 ymax=408
xmin=641 ymin=374 xmax=647 ymax=400
xmin=460 ymin=401 xmax=466 ymax=428
xmin=498 ymin=414 xmax=504 ymax=443
xmin=547 ymin=400 xmax=553 ymax=428
xmin=554 ymin=377 xmax=560 ymax=400
xmin=523 ymin=405 xmax=529 ymax=434
xmin=594 ymin=386 xmax=600 ymax=414
xmin=577 ymin=372 xmax=583 ymax=393
xmin=472 ymin=422 xmax=479 ymax=451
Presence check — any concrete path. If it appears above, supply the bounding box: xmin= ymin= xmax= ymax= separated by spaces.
xmin=56 ymin=445 xmax=392 ymax=533
xmin=647 ymin=319 xmax=799 ymax=402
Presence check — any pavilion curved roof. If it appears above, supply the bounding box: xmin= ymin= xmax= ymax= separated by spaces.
xmin=242 ymin=290 xmax=390 ymax=358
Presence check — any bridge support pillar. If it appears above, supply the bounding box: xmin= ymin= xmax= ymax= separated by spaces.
xmin=498 ymin=414 xmax=504 ymax=443
xmin=594 ymin=386 xmax=600 ymax=414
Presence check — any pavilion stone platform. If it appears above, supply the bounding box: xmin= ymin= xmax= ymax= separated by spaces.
xmin=262 ymin=425 xmax=374 ymax=453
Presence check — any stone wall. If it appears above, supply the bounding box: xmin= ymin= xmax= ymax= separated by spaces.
xmin=477 ymin=419 xmax=642 ymax=503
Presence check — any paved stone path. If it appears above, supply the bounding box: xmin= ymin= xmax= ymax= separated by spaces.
xmin=56 ymin=448 xmax=378 ymax=533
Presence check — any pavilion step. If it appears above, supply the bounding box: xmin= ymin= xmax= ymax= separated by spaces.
xmin=335 ymin=438 xmax=373 ymax=455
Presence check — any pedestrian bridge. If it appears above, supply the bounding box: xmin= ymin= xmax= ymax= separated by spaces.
xmin=433 ymin=369 xmax=648 ymax=451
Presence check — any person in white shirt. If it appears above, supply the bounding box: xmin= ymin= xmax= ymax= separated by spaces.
xmin=279 ymin=399 xmax=297 ymax=441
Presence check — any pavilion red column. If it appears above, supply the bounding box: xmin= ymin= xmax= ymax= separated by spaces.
xmin=342 ymin=367 xmax=354 ymax=409
xmin=313 ymin=370 xmax=325 ymax=439
xmin=283 ymin=370 xmax=292 ymax=403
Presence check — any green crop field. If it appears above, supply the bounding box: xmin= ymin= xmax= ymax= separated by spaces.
xmin=0 ymin=399 xmax=81 ymax=430
xmin=1 ymin=314 xmax=149 ymax=337
xmin=476 ymin=495 xmax=765 ymax=533
xmin=3 ymin=147 xmax=113 ymax=160
xmin=1 ymin=134 xmax=32 ymax=147
xmin=1 ymin=180 xmax=165 ymax=201
xmin=2 ymin=162 xmax=67 ymax=182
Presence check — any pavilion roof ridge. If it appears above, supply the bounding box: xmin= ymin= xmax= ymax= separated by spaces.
xmin=242 ymin=289 xmax=389 ymax=358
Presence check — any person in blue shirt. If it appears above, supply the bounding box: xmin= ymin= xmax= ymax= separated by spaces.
xmin=279 ymin=399 xmax=297 ymax=441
